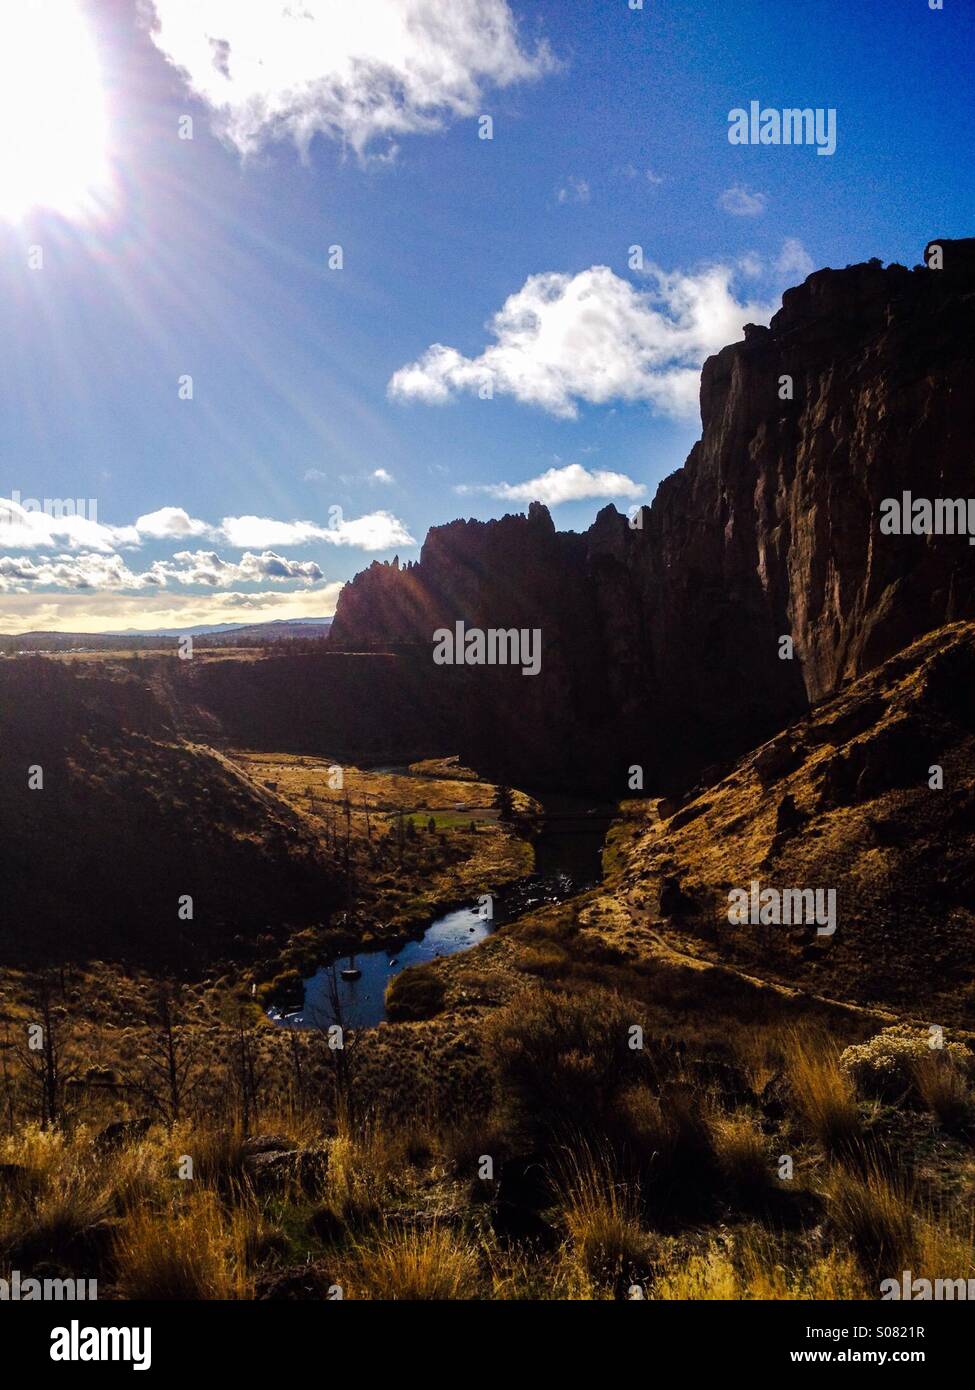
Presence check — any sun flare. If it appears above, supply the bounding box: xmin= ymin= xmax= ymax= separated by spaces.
xmin=0 ymin=0 xmax=111 ymax=222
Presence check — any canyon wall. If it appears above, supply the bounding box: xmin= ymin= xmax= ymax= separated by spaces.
xmin=327 ymin=240 xmax=975 ymax=793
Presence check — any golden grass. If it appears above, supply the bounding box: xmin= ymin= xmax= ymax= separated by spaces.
xmin=784 ymin=1030 xmax=862 ymax=1155
xmin=0 ymin=1096 xmax=971 ymax=1301
xmin=709 ymin=1111 xmax=774 ymax=1201
xmin=827 ymin=1158 xmax=975 ymax=1290
xmin=347 ymin=1221 xmax=480 ymax=1300
xmin=556 ymin=1144 xmax=649 ymax=1285
xmin=826 ymin=1160 xmax=918 ymax=1278
xmin=652 ymin=1231 xmax=867 ymax=1300
xmin=912 ymin=1053 xmax=973 ymax=1131
xmin=0 ymin=1124 xmax=147 ymax=1266
xmin=112 ymin=1191 xmax=253 ymax=1299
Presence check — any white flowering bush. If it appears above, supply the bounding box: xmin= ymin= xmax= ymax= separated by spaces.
xmin=840 ymin=1025 xmax=971 ymax=1102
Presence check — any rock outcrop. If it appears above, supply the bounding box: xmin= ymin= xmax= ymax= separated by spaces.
xmin=330 ymin=240 xmax=975 ymax=792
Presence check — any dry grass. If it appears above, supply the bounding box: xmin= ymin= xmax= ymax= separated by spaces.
xmin=785 ymin=1030 xmax=862 ymax=1155
xmin=652 ymin=1230 xmax=867 ymax=1300
xmin=112 ymin=1191 xmax=253 ymax=1299
xmin=827 ymin=1158 xmax=975 ymax=1289
xmin=318 ymin=1117 xmax=401 ymax=1233
xmin=0 ymin=1125 xmax=144 ymax=1268
xmin=710 ymin=1111 xmax=775 ymax=1203
xmin=347 ymin=1221 xmax=480 ymax=1300
xmin=826 ymin=1160 xmax=918 ymax=1279
xmin=556 ymin=1144 xmax=649 ymax=1285
xmin=1 ymin=1085 xmax=972 ymax=1300
xmin=912 ymin=1053 xmax=973 ymax=1132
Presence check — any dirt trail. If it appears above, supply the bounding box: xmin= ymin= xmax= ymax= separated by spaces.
xmin=618 ymin=882 xmax=975 ymax=1040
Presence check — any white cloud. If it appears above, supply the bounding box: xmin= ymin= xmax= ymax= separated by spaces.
xmin=216 ymin=516 xmax=337 ymax=549
xmin=218 ymin=510 xmax=414 ymax=550
xmin=0 ymin=552 xmax=139 ymax=591
xmin=388 ymin=260 xmax=781 ymax=420
xmin=0 ymin=549 xmax=325 ymax=593
xmin=1 ymin=498 xmax=415 ymax=554
xmin=0 ymin=499 xmax=138 ymax=552
xmin=557 ymin=176 xmax=590 ymax=204
xmin=456 ymin=463 xmax=644 ymax=505
xmin=718 ymin=184 xmax=768 ymax=216
xmin=145 ymin=0 xmax=553 ymax=159
xmin=134 ymin=506 xmax=212 ymax=540
xmin=775 ymin=236 xmax=815 ymax=278
xmin=617 ymin=166 xmax=662 ymax=184
xmin=304 ymin=468 xmax=327 ymax=482
xmin=371 ymin=468 xmax=394 ymax=484
xmin=152 ymin=550 xmax=325 ymax=586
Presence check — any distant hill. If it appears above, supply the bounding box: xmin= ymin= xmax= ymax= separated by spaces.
xmin=0 ymin=618 xmax=331 ymax=653
xmin=111 ymin=618 xmax=333 ymax=638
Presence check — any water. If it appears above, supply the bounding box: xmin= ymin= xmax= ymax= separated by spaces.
xmin=268 ymin=903 xmax=492 ymax=1030
xmin=268 ymin=793 xmax=613 ymax=1031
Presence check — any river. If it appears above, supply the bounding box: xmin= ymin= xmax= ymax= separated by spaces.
xmin=268 ymin=794 xmax=612 ymax=1030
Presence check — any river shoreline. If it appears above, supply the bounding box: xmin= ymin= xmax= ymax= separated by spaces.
xmin=268 ymin=794 xmax=614 ymax=1029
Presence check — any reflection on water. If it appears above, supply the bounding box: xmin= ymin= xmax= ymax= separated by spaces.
xmin=268 ymin=794 xmax=614 ymax=1031
xmin=269 ymin=903 xmax=491 ymax=1030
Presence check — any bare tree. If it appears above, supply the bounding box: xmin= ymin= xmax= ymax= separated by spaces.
xmin=14 ymin=977 xmax=65 ymax=1128
xmin=315 ymin=965 xmax=363 ymax=1129
xmin=227 ymin=1007 xmax=267 ymax=1134
xmin=127 ymin=983 xmax=202 ymax=1125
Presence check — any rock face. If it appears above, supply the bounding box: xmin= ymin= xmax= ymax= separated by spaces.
xmin=330 ymin=241 xmax=975 ymax=793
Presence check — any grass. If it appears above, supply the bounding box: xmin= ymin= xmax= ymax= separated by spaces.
xmin=556 ymin=1143 xmax=649 ymax=1285
xmin=1 ymin=1059 xmax=973 ymax=1300
xmin=912 ymin=1053 xmax=973 ymax=1132
xmin=785 ymin=1030 xmax=863 ymax=1156
xmin=385 ymin=965 xmax=446 ymax=1022
xmin=651 ymin=1231 xmax=867 ymax=1300
xmin=112 ymin=1191 xmax=253 ymax=1299
xmin=347 ymin=1222 xmax=480 ymax=1300
xmin=826 ymin=1159 xmax=918 ymax=1280
xmin=710 ymin=1111 xmax=776 ymax=1205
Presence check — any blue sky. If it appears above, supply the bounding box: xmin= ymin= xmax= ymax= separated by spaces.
xmin=1 ymin=0 xmax=972 ymax=632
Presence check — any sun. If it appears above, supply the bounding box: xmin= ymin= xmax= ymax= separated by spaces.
xmin=0 ymin=0 xmax=111 ymax=223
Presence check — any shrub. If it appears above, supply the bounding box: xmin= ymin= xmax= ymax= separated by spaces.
xmin=840 ymin=1025 xmax=972 ymax=1103
xmin=485 ymin=986 xmax=651 ymax=1141
xmin=385 ymin=965 xmax=445 ymax=1022
xmin=513 ymin=943 xmax=570 ymax=978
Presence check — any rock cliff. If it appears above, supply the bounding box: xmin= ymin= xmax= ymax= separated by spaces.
xmin=332 ymin=239 xmax=975 ymax=792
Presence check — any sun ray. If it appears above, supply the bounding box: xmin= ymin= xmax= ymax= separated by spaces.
xmin=0 ymin=0 xmax=111 ymax=223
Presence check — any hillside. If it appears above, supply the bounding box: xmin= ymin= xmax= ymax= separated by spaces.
xmin=0 ymin=658 xmax=340 ymax=964
xmin=599 ymin=620 xmax=975 ymax=1022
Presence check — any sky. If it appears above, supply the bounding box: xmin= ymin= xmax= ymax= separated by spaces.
xmin=0 ymin=0 xmax=972 ymax=634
